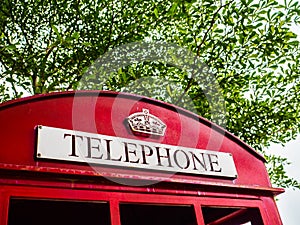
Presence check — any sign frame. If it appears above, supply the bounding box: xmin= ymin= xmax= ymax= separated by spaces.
xmin=36 ymin=125 xmax=238 ymax=179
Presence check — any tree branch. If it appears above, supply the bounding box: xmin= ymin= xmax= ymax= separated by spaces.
xmin=175 ymin=1 xmax=234 ymax=106
xmin=197 ymin=0 xmax=234 ymax=56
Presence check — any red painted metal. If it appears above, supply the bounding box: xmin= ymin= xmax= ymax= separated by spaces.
xmin=0 ymin=91 xmax=284 ymax=224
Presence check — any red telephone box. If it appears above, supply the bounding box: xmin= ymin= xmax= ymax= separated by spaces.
xmin=0 ymin=91 xmax=284 ymax=225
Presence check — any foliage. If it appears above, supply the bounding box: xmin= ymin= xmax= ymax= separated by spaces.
xmin=266 ymin=154 xmax=300 ymax=189
xmin=1 ymin=0 xmax=300 ymax=189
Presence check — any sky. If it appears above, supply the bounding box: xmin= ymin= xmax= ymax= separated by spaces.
xmin=268 ymin=136 xmax=300 ymax=225
xmin=270 ymin=18 xmax=300 ymax=225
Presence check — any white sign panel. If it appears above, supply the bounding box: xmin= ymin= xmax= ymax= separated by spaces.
xmin=36 ymin=125 xmax=237 ymax=178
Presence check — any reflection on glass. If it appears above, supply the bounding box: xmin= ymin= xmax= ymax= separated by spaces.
xmin=201 ymin=206 xmax=264 ymax=225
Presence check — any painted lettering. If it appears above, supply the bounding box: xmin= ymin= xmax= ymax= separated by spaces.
xmin=86 ymin=137 xmax=103 ymax=159
xmin=64 ymin=133 xmax=82 ymax=157
xmin=140 ymin=144 xmax=153 ymax=165
xmin=123 ymin=142 xmax=140 ymax=163
xmin=105 ymin=139 xmax=122 ymax=161
xmin=39 ymin=126 xmax=236 ymax=178
xmin=156 ymin=147 xmax=173 ymax=167
xmin=190 ymin=152 xmax=207 ymax=171
xmin=208 ymin=153 xmax=222 ymax=172
xmin=174 ymin=149 xmax=190 ymax=169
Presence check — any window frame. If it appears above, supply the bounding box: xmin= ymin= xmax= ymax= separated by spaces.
xmin=1 ymin=185 xmax=268 ymax=225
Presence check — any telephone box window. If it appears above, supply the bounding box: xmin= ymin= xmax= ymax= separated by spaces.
xmin=201 ymin=206 xmax=264 ymax=225
xmin=120 ymin=203 xmax=198 ymax=225
xmin=8 ymin=198 xmax=111 ymax=225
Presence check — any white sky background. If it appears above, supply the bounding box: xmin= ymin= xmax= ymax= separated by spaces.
xmin=267 ymin=17 xmax=300 ymax=225
xmin=269 ymin=137 xmax=300 ymax=225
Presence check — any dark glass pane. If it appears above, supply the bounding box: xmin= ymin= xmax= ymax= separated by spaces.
xmin=120 ymin=203 xmax=197 ymax=225
xmin=201 ymin=206 xmax=264 ymax=225
xmin=8 ymin=198 xmax=111 ymax=225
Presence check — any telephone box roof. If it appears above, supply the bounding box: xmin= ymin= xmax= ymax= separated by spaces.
xmin=0 ymin=90 xmax=280 ymax=194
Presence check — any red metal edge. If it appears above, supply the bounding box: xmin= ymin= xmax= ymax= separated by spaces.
xmin=0 ymin=90 xmax=266 ymax=162
xmin=0 ymin=163 xmax=284 ymax=196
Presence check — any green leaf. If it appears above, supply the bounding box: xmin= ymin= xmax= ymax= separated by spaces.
xmin=169 ymin=3 xmax=178 ymax=15
xmin=166 ymin=84 xmax=172 ymax=96
xmin=154 ymin=8 xmax=159 ymax=18
xmin=72 ymin=32 xmax=80 ymax=40
xmin=6 ymin=44 xmax=16 ymax=50
xmin=82 ymin=42 xmax=92 ymax=47
xmin=51 ymin=25 xmax=61 ymax=40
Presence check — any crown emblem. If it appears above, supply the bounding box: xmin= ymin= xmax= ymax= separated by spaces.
xmin=127 ymin=109 xmax=167 ymax=136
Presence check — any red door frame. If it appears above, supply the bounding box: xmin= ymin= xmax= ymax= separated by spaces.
xmin=0 ymin=184 xmax=270 ymax=225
